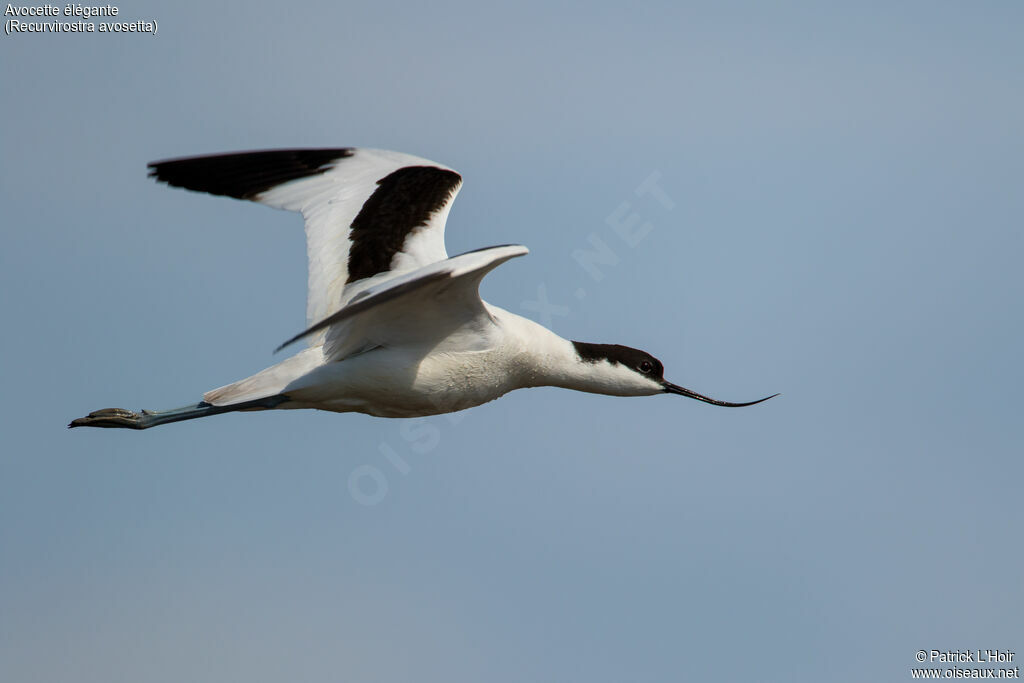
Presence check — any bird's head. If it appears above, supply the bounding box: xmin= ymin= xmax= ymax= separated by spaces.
xmin=570 ymin=341 xmax=777 ymax=406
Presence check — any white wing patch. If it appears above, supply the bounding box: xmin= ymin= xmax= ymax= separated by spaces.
xmin=274 ymin=245 xmax=530 ymax=360
xmin=252 ymin=149 xmax=462 ymax=334
xmin=148 ymin=147 xmax=463 ymax=347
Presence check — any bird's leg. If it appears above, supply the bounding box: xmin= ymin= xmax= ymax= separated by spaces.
xmin=69 ymin=403 xmax=218 ymax=429
xmin=68 ymin=396 xmax=289 ymax=430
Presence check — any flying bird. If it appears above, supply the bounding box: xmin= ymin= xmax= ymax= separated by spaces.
xmin=70 ymin=148 xmax=775 ymax=430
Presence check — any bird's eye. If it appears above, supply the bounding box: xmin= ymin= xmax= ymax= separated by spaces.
xmin=639 ymin=360 xmax=654 ymax=374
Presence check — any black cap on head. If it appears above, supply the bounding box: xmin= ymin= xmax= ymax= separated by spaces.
xmin=572 ymin=341 xmax=664 ymax=379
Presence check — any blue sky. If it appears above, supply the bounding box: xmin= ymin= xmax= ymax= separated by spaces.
xmin=2 ymin=2 xmax=1022 ymax=681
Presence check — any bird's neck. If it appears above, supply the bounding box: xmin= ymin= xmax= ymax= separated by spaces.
xmin=492 ymin=307 xmax=627 ymax=395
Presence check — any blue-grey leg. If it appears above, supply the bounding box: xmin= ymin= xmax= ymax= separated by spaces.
xmin=68 ymin=395 xmax=289 ymax=430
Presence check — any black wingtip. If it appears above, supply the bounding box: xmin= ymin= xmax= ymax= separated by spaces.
xmin=273 ymin=328 xmax=314 ymax=354
xmin=147 ymin=148 xmax=355 ymax=200
xmin=273 ymin=337 xmax=298 ymax=354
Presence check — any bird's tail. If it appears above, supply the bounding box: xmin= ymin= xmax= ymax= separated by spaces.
xmin=68 ymin=395 xmax=288 ymax=430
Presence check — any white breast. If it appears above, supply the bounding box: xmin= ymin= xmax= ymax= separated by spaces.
xmin=278 ymin=338 xmax=525 ymax=418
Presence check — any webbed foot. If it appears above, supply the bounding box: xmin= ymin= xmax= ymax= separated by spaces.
xmin=68 ymin=408 xmax=148 ymax=429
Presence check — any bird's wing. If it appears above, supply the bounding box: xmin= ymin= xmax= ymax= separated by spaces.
xmin=275 ymin=244 xmax=529 ymax=360
xmin=147 ymin=148 xmax=463 ymax=344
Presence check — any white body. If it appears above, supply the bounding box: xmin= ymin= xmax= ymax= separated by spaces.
xmin=206 ymin=302 xmax=661 ymax=418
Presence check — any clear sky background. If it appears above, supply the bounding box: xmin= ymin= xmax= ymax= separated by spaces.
xmin=2 ymin=2 xmax=1021 ymax=681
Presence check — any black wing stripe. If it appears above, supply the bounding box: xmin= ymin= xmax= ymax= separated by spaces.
xmin=347 ymin=166 xmax=462 ymax=283
xmin=147 ymin=148 xmax=355 ymax=200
